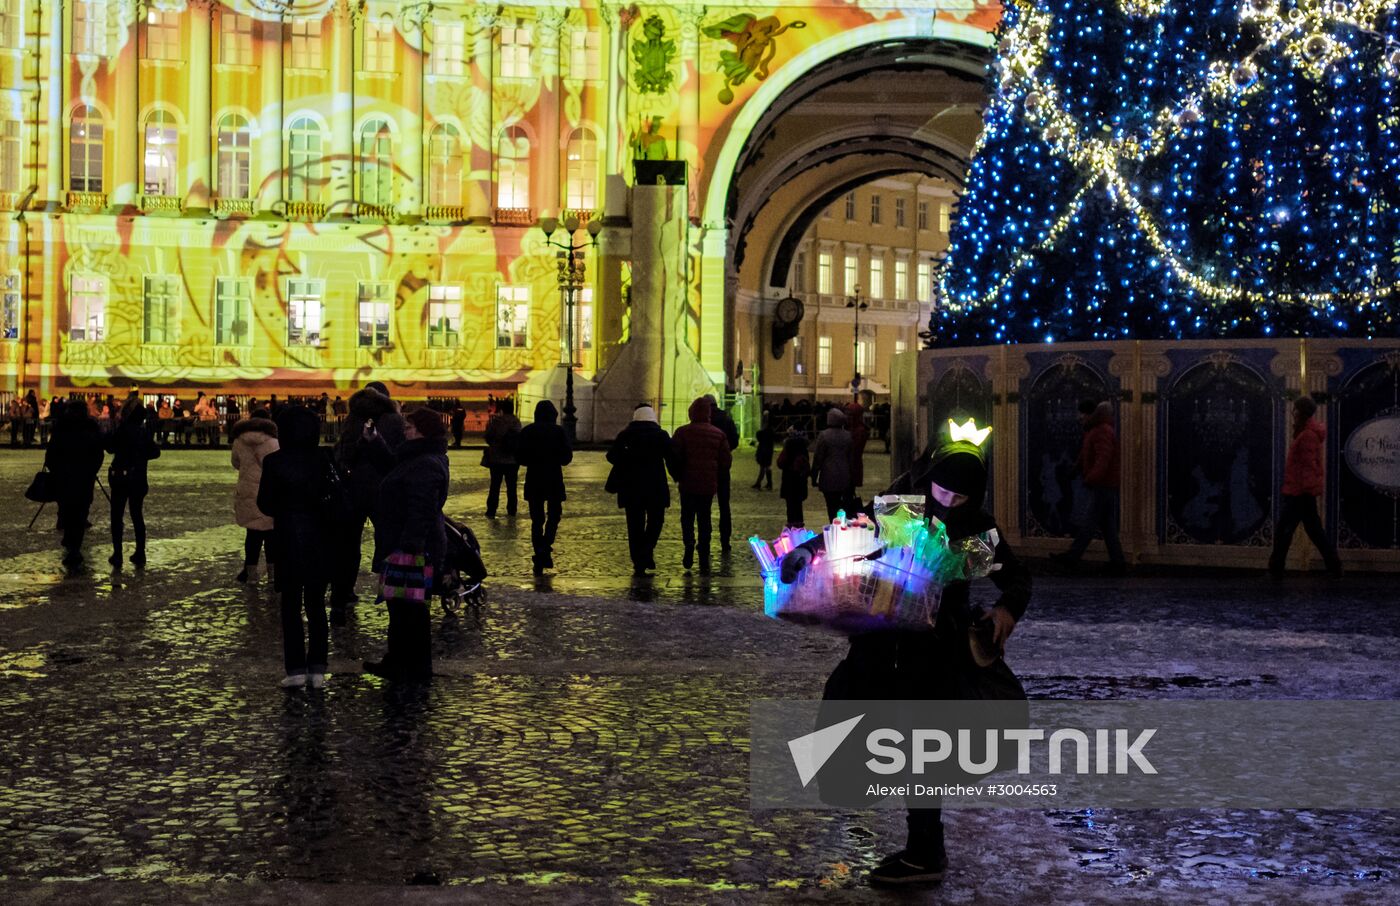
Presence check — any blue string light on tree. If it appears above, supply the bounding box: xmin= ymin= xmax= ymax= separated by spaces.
xmin=933 ymin=0 xmax=1400 ymax=345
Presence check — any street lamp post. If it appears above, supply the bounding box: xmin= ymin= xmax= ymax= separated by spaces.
xmin=847 ymin=286 xmax=868 ymax=399
xmin=539 ymin=213 xmax=603 ymax=444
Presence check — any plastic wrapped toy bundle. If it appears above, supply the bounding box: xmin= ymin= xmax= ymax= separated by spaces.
xmin=754 ymin=505 xmax=1001 ymax=634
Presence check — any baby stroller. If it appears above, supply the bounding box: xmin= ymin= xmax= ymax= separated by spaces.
xmin=438 ymin=515 xmax=488 ymax=614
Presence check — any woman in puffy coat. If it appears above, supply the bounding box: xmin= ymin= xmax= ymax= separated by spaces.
xmin=606 ymin=403 xmax=675 ymax=575
xmin=230 ymin=409 xmax=279 ymax=583
xmin=364 ymin=407 xmax=450 ymax=682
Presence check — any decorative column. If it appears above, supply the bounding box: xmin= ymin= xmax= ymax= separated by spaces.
xmin=678 ymin=5 xmax=703 ymax=217
xmin=111 ymin=0 xmax=140 ymax=212
xmin=186 ymin=0 xmax=213 ymax=214
xmin=536 ymin=8 xmax=564 ymax=218
xmin=257 ymin=13 xmax=284 ymax=216
xmin=45 ymin=0 xmax=66 ymax=208
xmin=600 ymin=3 xmax=632 ymax=178
xmin=1137 ymin=345 xmax=1174 ymax=562
xmin=397 ymin=2 xmax=425 ymax=221
xmin=329 ymin=0 xmax=355 ymax=218
xmin=466 ymin=6 xmax=496 ymax=223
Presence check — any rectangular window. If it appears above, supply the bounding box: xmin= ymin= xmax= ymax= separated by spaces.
xmin=792 ymin=334 xmax=805 ymax=375
xmin=0 ymin=0 xmax=20 ymax=49
xmin=142 ymin=275 xmax=181 ymax=344
xmin=500 ymin=23 xmax=532 ymax=79
xmin=870 ymin=194 xmax=882 ymax=225
xmin=895 ymin=339 xmax=908 ymax=357
xmin=221 ymin=12 xmax=253 ymax=65
xmin=917 ymin=200 xmax=929 ymax=231
xmin=145 ymin=8 xmax=179 ymax=60
xmin=895 ymin=197 xmax=906 ymax=228
xmin=365 ymin=13 xmax=394 ymax=72
xmin=357 ymin=282 xmax=391 ymax=347
xmin=817 ymin=335 xmax=832 ymax=376
xmin=430 ymin=20 xmax=465 ymax=75
xmin=0 ymin=120 xmax=19 ymax=192
xmin=869 ymin=257 xmax=884 ymax=299
xmin=287 ymin=278 xmax=324 ymax=346
xmin=427 ymin=284 xmax=462 ymax=347
xmin=818 ymin=252 xmax=832 ymax=294
xmin=939 ymin=202 xmax=951 ymax=233
xmin=496 ymin=285 xmax=529 ymax=348
xmin=793 ymin=251 xmax=806 ymax=292
xmin=214 ymin=277 xmax=251 ymax=346
xmin=69 ymin=275 xmax=105 ymax=341
xmin=856 ymin=338 xmax=874 ymax=375
xmin=844 ymin=192 xmax=855 ymax=221
xmin=844 ymin=254 xmax=858 ymax=295
xmin=894 ymin=259 xmax=908 ymax=301
xmin=917 ymin=262 xmax=933 ymax=303
xmin=1 ymin=272 xmax=18 ymax=339
xmin=290 ymin=17 xmax=322 ymax=69
xmin=569 ymin=28 xmax=601 ymax=80
xmin=73 ymin=0 xmax=105 ymax=55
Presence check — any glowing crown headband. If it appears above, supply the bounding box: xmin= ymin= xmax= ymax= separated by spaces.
xmin=948 ymin=418 xmax=992 ymax=447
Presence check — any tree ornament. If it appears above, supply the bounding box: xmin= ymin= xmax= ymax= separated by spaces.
xmin=1231 ymin=61 xmax=1258 ymax=90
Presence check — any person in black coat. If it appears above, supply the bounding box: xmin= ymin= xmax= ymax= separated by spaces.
xmin=364 ymin=407 xmax=451 ymax=682
xmin=515 ymin=399 xmax=573 ymax=574
xmin=606 ymin=403 xmax=676 ymax=575
xmin=752 ymin=411 xmax=775 ymax=490
xmin=330 ymin=382 xmax=406 ymax=612
xmin=45 ymin=400 xmax=105 ymax=567
xmin=780 ymin=430 xmax=1031 ymax=886
xmin=257 ymin=405 xmax=333 ymax=690
xmin=704 ymin=394 xmax=740 ymax=554
xmin=104 ymin=397 xmax=161 ymax=569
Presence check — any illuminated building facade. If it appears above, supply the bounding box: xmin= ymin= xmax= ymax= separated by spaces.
xmin=0 ymin=0 xmax=1000 ymax=436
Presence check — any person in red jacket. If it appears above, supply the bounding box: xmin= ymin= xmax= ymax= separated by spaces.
xmin=1269 ymin=396 xmax=1342 ymax=577
xmin=669 ymin=396 xmax=733 ymax=573
xmin=1051 ymin=399 xmax=1126 ymax=575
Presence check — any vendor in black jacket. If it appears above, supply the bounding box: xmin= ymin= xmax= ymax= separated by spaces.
xmin=781 ymin=425 xmax=1031 ymax=886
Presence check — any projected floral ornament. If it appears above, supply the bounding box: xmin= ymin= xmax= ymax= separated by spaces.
xmin=935 ymin=0 xmax=1400 ymax=345
xmin=703 ymin=13 xmax=807 ymax=103
xmin=633 ymin=15 xmax=678 ymax=94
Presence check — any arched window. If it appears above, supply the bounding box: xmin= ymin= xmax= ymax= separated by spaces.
xmin=496 ymin=126 xmax=529 ymax=210
xmin=143 ymin=110 xmax=178 ymax=196
xmin=428 ymin=123 xmax=462 ymax=206
xmin=564 ymin=127 xmax=598 ymax=210
xmin=69 ymin=105 xmax=103 ymax=192
xmin=216 ymin=114 xmax=252 ymax=200
xmin=358 ymin=118 xmax=393 ymax=208
xmin=287 ymin=117 xmax=323 ymax=202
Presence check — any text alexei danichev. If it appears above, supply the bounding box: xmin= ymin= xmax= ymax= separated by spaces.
xmin=867 ymin=784 xmax=986 ymax=797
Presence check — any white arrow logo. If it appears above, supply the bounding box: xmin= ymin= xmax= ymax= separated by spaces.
xmin=787 ymin=714 xmax=865 ymax=787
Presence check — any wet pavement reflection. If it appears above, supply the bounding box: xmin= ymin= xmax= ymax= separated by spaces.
xmin=0 ymin=449 xmax=1396 ymax=903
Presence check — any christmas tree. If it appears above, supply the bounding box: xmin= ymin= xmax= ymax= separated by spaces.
xmin=934 ymin=0 xmax=1400 ymax=345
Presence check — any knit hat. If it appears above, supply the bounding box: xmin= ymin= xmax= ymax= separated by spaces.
xmin=826 ymin=407 xmax=847 ymax=428
xmin=406 ymin=407 xmax=446 ymax=438
xmin=633 ymin=404 xmax=658 ymax=424
xmin=926 ymin=449 xmax=986 ymax=498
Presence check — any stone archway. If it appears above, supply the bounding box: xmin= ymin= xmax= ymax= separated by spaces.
xmin=702 ymin=29 xmax=993 ymax=398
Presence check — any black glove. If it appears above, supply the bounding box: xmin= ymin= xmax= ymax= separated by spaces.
xmin=779 ymin=547 xmax=812 ymax=584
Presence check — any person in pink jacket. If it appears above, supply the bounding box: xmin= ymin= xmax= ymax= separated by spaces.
xmin=1269 ymin=396 xmax=1342 ymax=577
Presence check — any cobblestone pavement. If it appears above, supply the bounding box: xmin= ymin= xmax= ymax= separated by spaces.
xmin=0 ymin=449 xmax=1397 ymax=905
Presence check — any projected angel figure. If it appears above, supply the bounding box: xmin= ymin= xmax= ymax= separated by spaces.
xmin=703 ymin=14 xmax=806 ymax=104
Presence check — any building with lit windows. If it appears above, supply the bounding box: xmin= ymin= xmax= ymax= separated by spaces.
xmin=736 ymin=174 xmax=958 ymax=402
xmin=0 ymin=0 xmax=1000 ymax=437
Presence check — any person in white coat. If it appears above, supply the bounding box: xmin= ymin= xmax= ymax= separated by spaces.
xmin=230 ymin=409 xmax=280 ymax=583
